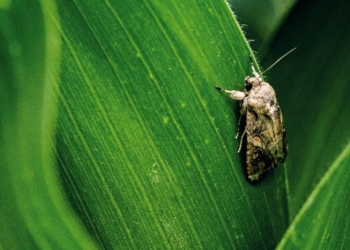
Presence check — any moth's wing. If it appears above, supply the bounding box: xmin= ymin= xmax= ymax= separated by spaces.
xmin=266 ymin=103 xmax=287 ymax=163
xmin=259 ymin=83 xmax=287 ymax=162
xmin=245 ymin=110 xmax=274 ymax=181
xmin=245 ymin=106 xmax=286 ymax=181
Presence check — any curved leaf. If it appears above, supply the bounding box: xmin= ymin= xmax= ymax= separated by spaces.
xmin=56 ymin=0 xmax=288 ymax=249
xmin=277 ymin=143 xmax=350 ymax=249
xmin=0 ymin=0 xmax=97 ymax=249
xmin=228 ymin=0 xmax=298 ymax=52
xmin=260 ymin=0 xmax=350 ymax=247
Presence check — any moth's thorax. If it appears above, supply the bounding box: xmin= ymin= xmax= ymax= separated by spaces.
xmin=247 ymin=81 xmax=276 ymax=100
xmin=243 ymin=81 xmax=278 ymax=117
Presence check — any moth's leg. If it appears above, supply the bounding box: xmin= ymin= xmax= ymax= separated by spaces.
xmin=237 ymin=127 xmax=247 ymax=153
xmin=215 ymin=86 xmax=245 ymax=101
xmin=215 ymin=86 xmax=236 ymax=94
xmin=235 ymin=113 xmax=243 ymax=139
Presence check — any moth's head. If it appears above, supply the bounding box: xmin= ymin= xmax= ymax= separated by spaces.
xmin=244 ymin=76 xmax=261 ymax=90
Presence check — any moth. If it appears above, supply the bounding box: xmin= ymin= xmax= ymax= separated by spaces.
xmin=216 ymin=49 xmax=295 ymax=181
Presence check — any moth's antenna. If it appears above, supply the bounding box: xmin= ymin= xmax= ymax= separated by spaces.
xmin=261 ymin=47 xmax=297 ymax=75
xmin=249 ymin=55 xmax=261 ymax=80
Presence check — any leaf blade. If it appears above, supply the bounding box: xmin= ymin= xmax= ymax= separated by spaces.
xmin=55 ymin=0 xmax=289 ymax=248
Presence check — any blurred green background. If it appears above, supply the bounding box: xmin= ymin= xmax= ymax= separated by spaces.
xmin=1 ymin=0 xmax=350 ymax=249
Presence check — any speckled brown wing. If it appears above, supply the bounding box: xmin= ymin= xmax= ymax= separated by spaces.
xmin=245 ymin=103 xmax=287 ymax=181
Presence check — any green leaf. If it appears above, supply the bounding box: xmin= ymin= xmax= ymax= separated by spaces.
xmin=228 ymin=0 xmax=298 ymax=52
xmin=6 ymin=0 xmax=349 ymax=248
xmin=55 ymin=0 xmax=288 ymax=249
xmin=0 ymin=0 xmax=97 ymax=249
xmin=276 ymin=143 xmax=350 ymax=249
xmin=259 ymin=0 xmax=350 ymax=247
